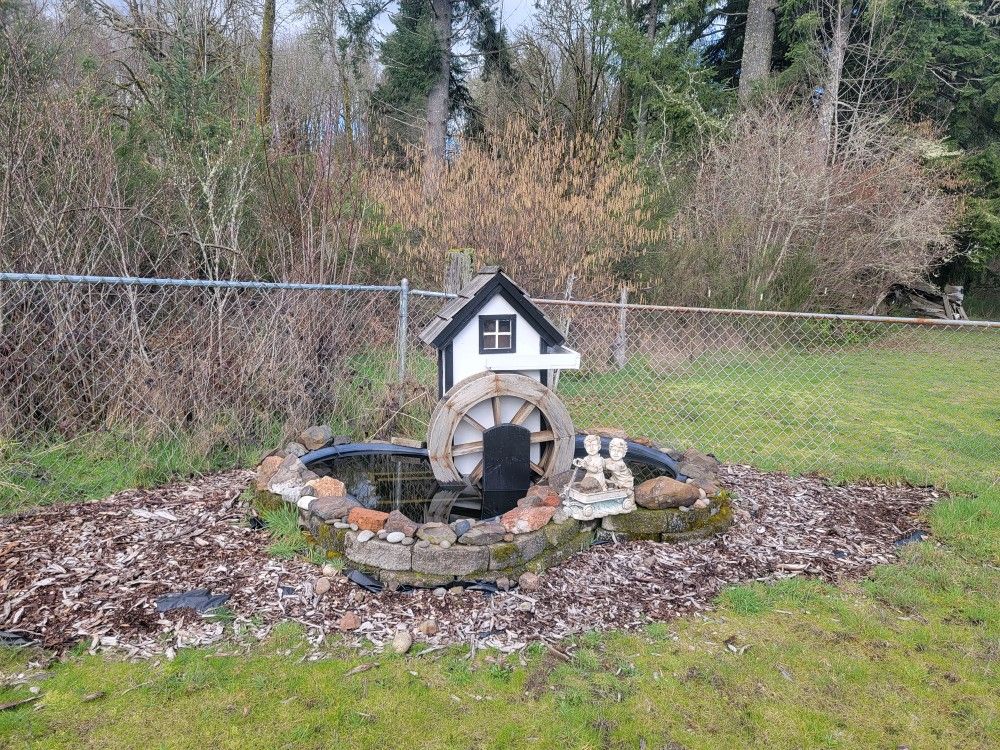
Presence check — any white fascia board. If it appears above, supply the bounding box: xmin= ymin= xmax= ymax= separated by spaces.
xmin=482 ymin=345 xmax=581 ymax=372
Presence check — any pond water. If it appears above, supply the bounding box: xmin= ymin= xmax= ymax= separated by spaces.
xmin=309 ymin=450 xmax=668 ymax=524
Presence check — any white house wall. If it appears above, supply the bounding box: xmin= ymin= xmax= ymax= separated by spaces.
xmin=450 ymin=295 xmax=543 ymax=386
xmin=450 ymin=294 xmax=543 ymax=476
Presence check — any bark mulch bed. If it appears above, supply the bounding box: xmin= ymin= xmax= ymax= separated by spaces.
xmin=0 ymin=466 xmax=937 ymax=657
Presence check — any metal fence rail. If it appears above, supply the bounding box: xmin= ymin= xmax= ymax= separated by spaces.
xmin=2 ymin=273 xmax=997 ymax=513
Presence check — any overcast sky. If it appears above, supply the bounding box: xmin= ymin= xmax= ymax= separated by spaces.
xmin=278 ymin=0 xmax=537 ymax=40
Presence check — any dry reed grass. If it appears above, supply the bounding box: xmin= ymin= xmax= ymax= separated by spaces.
xmin=371 ymin=120 xmax=662 ymax=299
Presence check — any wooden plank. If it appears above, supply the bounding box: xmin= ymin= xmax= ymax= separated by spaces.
xmin=492 ymin=396 xmax=502 ymax=427
xmin=452 ymin=440 xmax=485 ymax=457
xmin=460 ymin=413 xmax=488 ymax=433
xmin=510 ymin=399 xmax=535 ymax=426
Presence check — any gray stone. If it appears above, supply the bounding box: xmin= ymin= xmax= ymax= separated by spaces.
xmin=433 ymin=587 xmax=447 ymax=598
xmin=386 ymin=531 xmax=405 ymax=543
xmin=278 ymin=485 xmax=309 ymax=504
xmin=678 ymin=448 xmax=720 ymax=483
xmin=332 ymin=521 xmax=350 ymax=529
xmin=412 ymin=543 xmax=489 ymax=576
xmin=496 ymin=577 xmax=513 ymax=591
xmin=310 ymin=496 xmax=360 ymax=522
xmin=417 ymin=522 xmax=457 ymax=546
xmin=344 ymin=532 xmax=412 ymax=571
xmin=377 ymin=530 xmax=389 ymax=540
xmin=285 ymin=441 xmax=307 ymax=457
xmin=268 ymin=454 xmax=308 ymax=492
xmin=401 ymin=537 xmax=415 ymax=546
xmin=450 ymin=519 xmax=473 ymax=537
xmin=457 ymin=522 xmax=506 ymax=546
xmin=439 ymin=540 xmax=451 ymax=549
xmin=357 ymin=529 xmax=375 ymax=542
xmin=417 ymin=619 xmax=439 ymax=635
xmin=542 ymin=518 xmax=582 ymax=547
xmin=391 ymin=629 xmax=413 ymax=654
xmin=488 ymin=530 xmax=547 ymax=570
xmin=518 ymin=572 xmax=541 ymax=592
xmin=299 ymin=425 xmax=333 ymax=451
xmin=547 ymin=469 xmax=576 ymax=495
xmin=314 ymin=577 xmax=331 ymax=595
xmin=416 ymin=540 xmax=431 ymax=549
xmin=384 ymin=510 xmax=420 ymax=538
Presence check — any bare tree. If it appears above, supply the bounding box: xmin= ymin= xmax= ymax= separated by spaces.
xmin=257 ymin=0 xmax=275 ymax=129
xmin=738 ymin=0 xmax=776 ymax=100
xmin=424 ymin=0 xmax=451 ymax=187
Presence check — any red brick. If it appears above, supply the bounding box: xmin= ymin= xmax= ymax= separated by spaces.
xmin=347 ymin=507 xmax=389 ymax=532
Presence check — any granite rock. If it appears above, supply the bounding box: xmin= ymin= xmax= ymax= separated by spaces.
xmin=299 ymin=425 xmax=333 ymax=451
xmin=412 ymin=542 xmax=488 ymax=576
xmin=518 ymin=572 xmax=541 ymax=592
xmin=457 ymin=522 xmax=507 ymax=546
xmin=285 ymin=441 xmax=307 ymax=457
xmin=500 ymin=506 xmax=556 ymax=534
xmin=488 ymin=530 xmax=546 ymax=570
xmin=310 ymin=496 xmax=360 ymax=522
xmin=384 ymin=509 xmax=420 ymax=538
xmin=338 ymin=612 xmax=361 ymax=631
xmin=516 ymin=485 xmax=561 ymax=508
xmin=255 ymin=455 xmax=284 ymax=491
xmin=306 ymin=476 xmax=347 ymax=498
xmin=344 ymin=533 xmax=412 ymax=570
xmin=635 ymin=476 xmax=701 ymax=509
xmin=416 ymin=522 xmax=457 ymax=546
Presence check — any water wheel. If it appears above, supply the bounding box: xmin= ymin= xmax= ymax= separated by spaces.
xmin=427 ymin=371 xmax=575 ymax=485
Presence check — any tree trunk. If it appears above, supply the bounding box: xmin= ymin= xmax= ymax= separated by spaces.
xmin=738 ymin=0 xmax=776 ymax=101
xmin=424 ymin=0 xmax=451 ymax=191
xmin=257 ymin=0 xmax=275 ymax=131
xmin=818 ymin=0 xmax=851 ymax=146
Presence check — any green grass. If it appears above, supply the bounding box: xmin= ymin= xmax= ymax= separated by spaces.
xmin=1 ymin=339 xmax=998 ymax=748
xmin=1 ymin=548 xmax=997 ymax=749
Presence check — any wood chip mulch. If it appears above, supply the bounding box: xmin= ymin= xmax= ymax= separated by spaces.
xmin=0 ymin=465 xmax=937 ymax=657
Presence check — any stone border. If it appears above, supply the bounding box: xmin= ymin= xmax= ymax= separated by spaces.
xmin=253 ymin=427 xmax=732 ymax=587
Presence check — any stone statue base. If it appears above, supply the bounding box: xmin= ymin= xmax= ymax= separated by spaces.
xmin=562 ymin=486 xmax=636 ymax=521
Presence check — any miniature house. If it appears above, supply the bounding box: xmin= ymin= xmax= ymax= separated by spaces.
xmin=420 ymin=267 xmax=580 ymax=479
xmin=419 ymin=266 xmax=580 ymax=397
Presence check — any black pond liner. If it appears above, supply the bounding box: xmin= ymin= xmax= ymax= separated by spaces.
xmin=155 ymin=589 xmax=231 ymax=613
xmin=247 ymin=514 xmax=267 ymax=531
xmin=301 ymin=436 xmax=686 ymax=482
xmin=0 ymin=630 xmax=34 ymax=647
xmin=894 ymin=529 xmax=928 ymax=547
xmin=345 ymin=569 xmax=502 ymax=596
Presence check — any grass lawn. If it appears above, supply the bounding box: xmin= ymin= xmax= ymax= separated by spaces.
xmin=1 ymin=338 xmax=998 ymax=748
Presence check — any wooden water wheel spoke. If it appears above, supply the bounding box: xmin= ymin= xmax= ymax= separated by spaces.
xmin=529 ymin=429 xmax=554 ymax=444
xmin=452 ymin=440 xmax=485 ymax=457
xmin=510 ymin=400 xmax=536 ymax=426
xmin=460 ymin=414 xmax=488 ymax=433
xmin=427 ymin=372 xmax=575 ymax=485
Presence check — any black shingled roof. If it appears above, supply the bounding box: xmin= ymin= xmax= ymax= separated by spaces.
xmin=418 ymin=267 xmax=565 ymax=349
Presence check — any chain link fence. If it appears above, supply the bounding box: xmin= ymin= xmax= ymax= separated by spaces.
xmin=2 ymin=273 xmax=998 ymax=513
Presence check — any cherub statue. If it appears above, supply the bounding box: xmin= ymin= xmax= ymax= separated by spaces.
xmin=603 ymin=437 xmax=634 ymax=491
xmin=572 ymin=433 xmax=608 ymax=491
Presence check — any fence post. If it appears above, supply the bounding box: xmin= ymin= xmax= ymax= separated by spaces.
xmin=397 ymin=278 xmax=410 ymax=382
xmin=613 ymin=285 xmax=629 ymax=368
